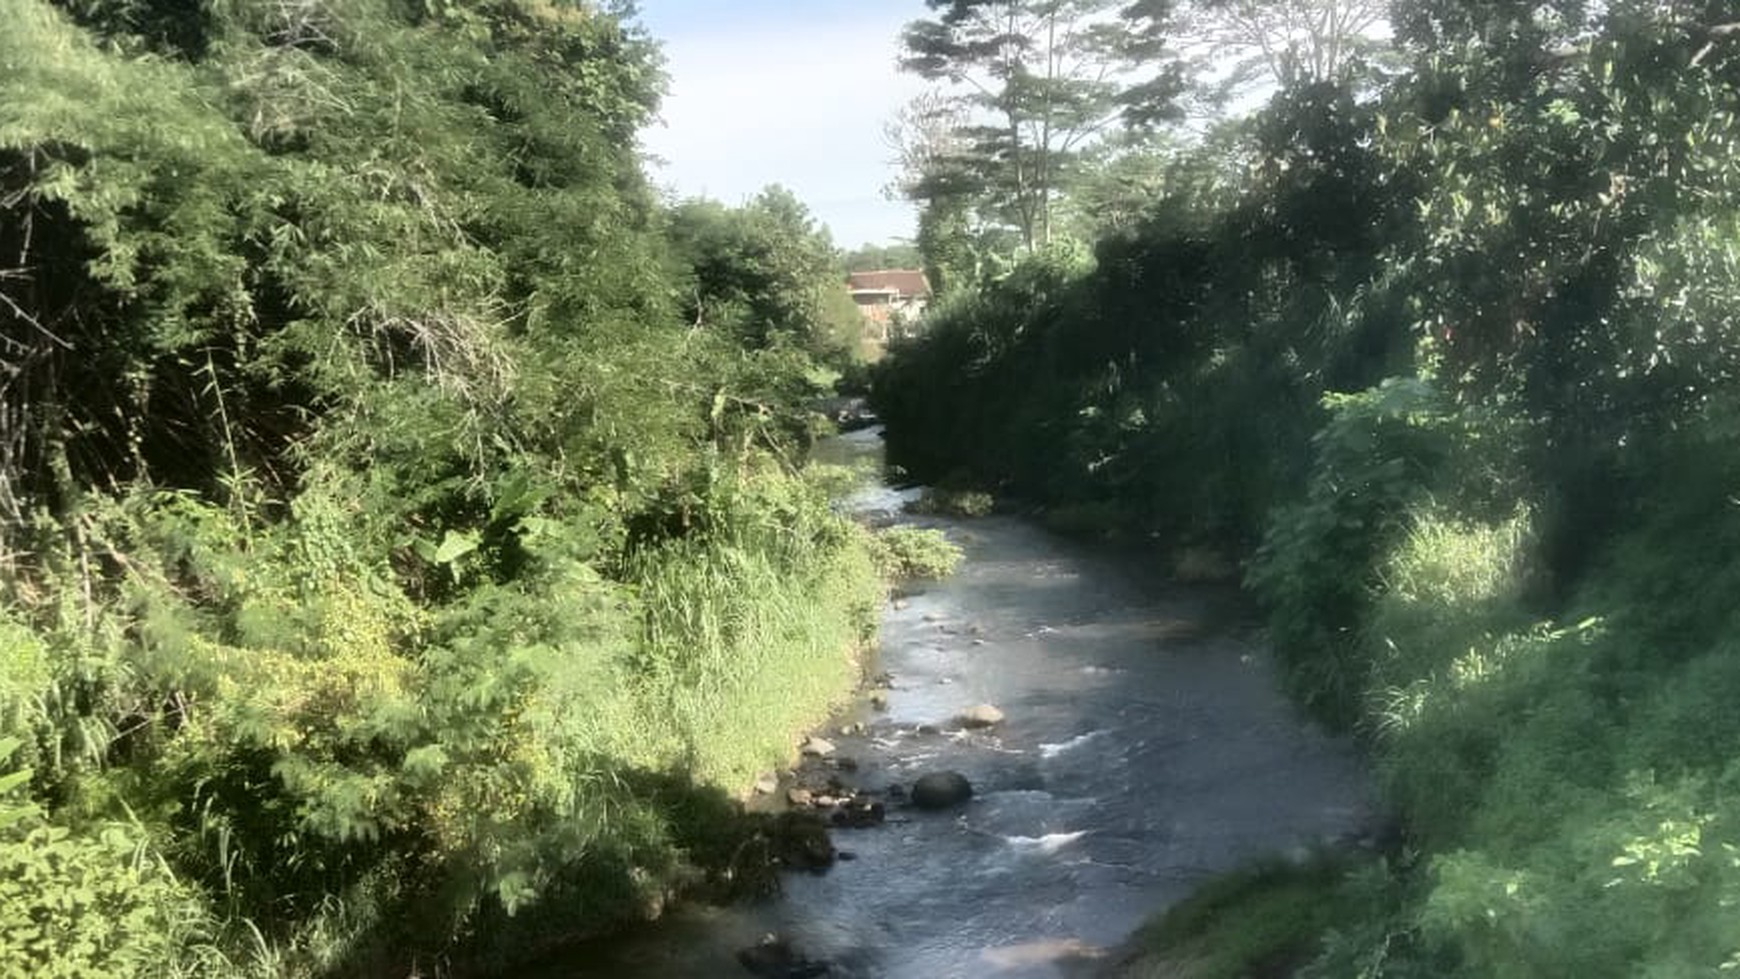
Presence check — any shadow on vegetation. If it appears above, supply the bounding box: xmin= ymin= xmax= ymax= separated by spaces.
xmin=317 ymin=765 xmax=839 ymax=979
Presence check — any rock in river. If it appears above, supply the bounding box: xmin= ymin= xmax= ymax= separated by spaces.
xmin=800 ymin=736 xmax=836 ymax=758
xmin=770 ymin=812 xmax=835 ymax=871
xmin=736 ymin=934 xmax=830 ymax=978
xmin=957 ymin=704 xmax=1005 ymax=729
xmin=909 ymin=771 xmax=974 ymax=810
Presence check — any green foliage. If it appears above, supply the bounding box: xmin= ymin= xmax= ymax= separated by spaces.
xmin=906 ymin=487 xmax=996 ymax=518
xmin=1247 ymin=379 xmax=1519 ymax=725
xmin=0 ymin=738 xmax=36 ymax=833
xmin=666 ymin=187 xmax=865 ymax=365
xmin=866 ymin=527 xmax=965 ymax=581
xmin=623 ymin=470 xmax=882 ymax=788
xmin=0 ymin=0 xmax=888 ymax=974
xmin=0 ymin=820 xmax=210 ymax=978
xmin=876 ymin=1 xmax=1740 ymax=975
xmin=1114 ymin=854 xmax=1398 ymax=979
xmin=875 ymin=80 xmax=1404 ymax=547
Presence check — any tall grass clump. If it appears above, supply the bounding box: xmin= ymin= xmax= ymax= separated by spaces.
xmin=626 ymin=471 xmax=882 ymax=789
xmin=1222 ymin=431 xmax=1740 ymax=976
xmin=1248 ymin=380 xmax=1521 ymax=726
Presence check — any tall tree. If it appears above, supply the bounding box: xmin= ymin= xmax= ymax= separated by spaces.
xmin=1177 ymin=0 xmax=1393 ymax=97
xmin=898 ymin=0 xmax=1184 ymax=251
xmin=884 ymin=91 xmax=990 ymax=292
xmin=844 ymin=242 xmax=924 ymax=272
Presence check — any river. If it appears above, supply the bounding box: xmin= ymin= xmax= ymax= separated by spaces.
xmin=531 ymin=427 xmax=1370 ymax=978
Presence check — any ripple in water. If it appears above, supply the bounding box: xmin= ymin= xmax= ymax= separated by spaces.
xmin=1003 ymin=830 xmax=1091 ymax=855
xmin=1038 ymin=730 xmax=1109 ymax=759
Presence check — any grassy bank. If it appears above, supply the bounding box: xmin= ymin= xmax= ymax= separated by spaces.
xmin=0 ymin=458 xmax=895 ymax=977
xmin=1102 ymin=432 xmax=1740 ymax=977
xmin=873 ymin=6 xmax=1740 ymax=974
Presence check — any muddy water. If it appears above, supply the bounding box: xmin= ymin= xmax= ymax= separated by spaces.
xmin=538 ymin=428 xmax=1370 ymax=978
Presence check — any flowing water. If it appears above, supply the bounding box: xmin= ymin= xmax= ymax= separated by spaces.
xmin=534 ymin=427 xmax=1371 ymax=978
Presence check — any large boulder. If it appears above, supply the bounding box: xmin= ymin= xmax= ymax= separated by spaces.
xmin=909 ymin=771 xmax=974 ymax=810
xmin=830 ymin=799 xmax=886 ymax=829
xmin=769 ymin=812 xmax=835 ymax=871
xmin=736 ymin=934 xmax=831 ymax=978
xmin=956 ymin=704 xmax=1005 ymax=729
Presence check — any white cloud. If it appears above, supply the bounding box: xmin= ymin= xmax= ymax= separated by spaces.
xmin=640 ymin=11 xmax=928 ymax=247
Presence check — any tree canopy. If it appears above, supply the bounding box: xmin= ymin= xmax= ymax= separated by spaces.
xmin=897 ymin=0 xmax=1186 ymax=252
xmin=0 ymin=1 xmax=883 ymax=974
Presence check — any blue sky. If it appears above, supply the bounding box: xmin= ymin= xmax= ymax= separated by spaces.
xmin=632 ymin=1 xmax=930 ymax=248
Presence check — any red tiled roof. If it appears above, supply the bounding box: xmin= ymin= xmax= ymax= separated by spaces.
xmin=847 ymin=269 xmax=931 ymax=297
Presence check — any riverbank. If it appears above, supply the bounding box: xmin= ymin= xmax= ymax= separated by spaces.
xmin=875 ymin=274 xmax=1740 ymax=976
xmin=533 ymin=429 xmax=1372 ymax=978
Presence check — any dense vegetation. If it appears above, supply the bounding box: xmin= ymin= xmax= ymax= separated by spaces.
xmin=876 ymin=0 xmax=1740 ymax=974
xmin=0 ymin=1 xmax=899 ymax=975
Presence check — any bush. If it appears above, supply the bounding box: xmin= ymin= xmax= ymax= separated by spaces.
xmin=0 ymin=820 xmax=212 ymax=979
xmin=866 ymin=527 xmax=964 ymax=581
xmin=1248 ymin=379 xmax=1474 ymax=726
xmin=905 ymin=488 xmax=996 ymax=518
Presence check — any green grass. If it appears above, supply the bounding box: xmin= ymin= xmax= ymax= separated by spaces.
xmin=1188 ymin=474 xmax=1740 ymax=977
xmin=1114 ymin=855 xmax=1379 ymax=979
xmin=631 ymin=520 xmax=882 ymax=789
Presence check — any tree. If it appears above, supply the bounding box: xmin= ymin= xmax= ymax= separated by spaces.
xmin=884 ymin=91 xmax=996 ymax=292
xmin=844 ymin=242 xmax=924 ymax=272
xmin=1176 ymin=0 xmax=1394 ymax=98
xmin=1054 ymin=129 xmax=1179 ymax=237
xmin=666 ymin=186 xmax=863 ymax=361
xmin=898 ymin=0 xmax=1185 ymax=251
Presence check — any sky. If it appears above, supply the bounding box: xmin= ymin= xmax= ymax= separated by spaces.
xmin=632 ymin=1 xmax=931 ymax=249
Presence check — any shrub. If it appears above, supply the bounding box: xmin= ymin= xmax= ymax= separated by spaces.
xmin=906 ymin=488 xmax=996 ymax=518
xmin=0 ymin=820 xmax=212 ymax=978
xmin=1248 ymin=379 xmax=1469 ymax=725
xmin=866 ymin=527 xmax=964 ymax=581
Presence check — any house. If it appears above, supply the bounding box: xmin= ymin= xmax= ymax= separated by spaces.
xmin=847 ymin=269 xmax=932 ymax=344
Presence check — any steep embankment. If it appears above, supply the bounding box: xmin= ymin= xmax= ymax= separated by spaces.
xmin=875 ymin=9 xmax=1740 ymax=976
xmin=0 ymin=2 xmax=883 ymax=976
